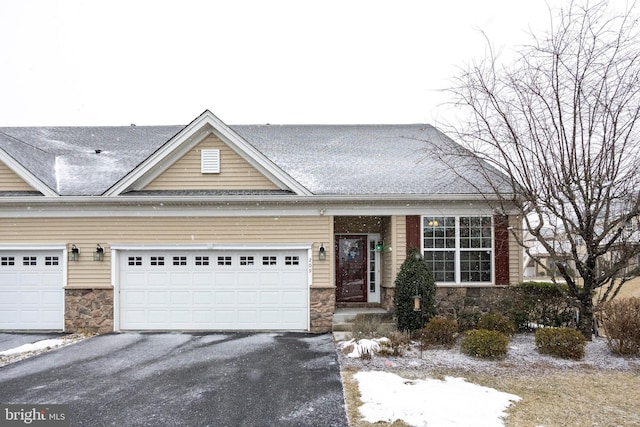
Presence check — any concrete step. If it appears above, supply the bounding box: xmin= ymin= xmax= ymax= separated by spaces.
xmin=332 ymin=307 xmax=396 ymax=341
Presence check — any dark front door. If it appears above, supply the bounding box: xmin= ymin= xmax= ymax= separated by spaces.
xmin=335 ymin=235 xmax=368 ymax=302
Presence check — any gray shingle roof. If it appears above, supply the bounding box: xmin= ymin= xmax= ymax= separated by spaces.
xmin=0 ymin=123 xmax=511 ymax=197
xmin=0 ymin=126 xmax=182 ymax=195
xmin=232 ymin=124 xmax=508 ymax=196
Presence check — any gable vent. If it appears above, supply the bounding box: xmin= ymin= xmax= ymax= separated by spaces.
xmin=201 ymin=149 xmax=220 ymax=174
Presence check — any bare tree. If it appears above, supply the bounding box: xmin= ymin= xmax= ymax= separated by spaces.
xmin=447 ymin=0 xmax=640 ymax=338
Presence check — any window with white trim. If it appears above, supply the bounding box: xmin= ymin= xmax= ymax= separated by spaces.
xmin=422 ymin=216 xmax=493 ymax=283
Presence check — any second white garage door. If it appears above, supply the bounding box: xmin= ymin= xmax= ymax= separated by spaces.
xmin=118 ymin=248 xmax=309 ymax=331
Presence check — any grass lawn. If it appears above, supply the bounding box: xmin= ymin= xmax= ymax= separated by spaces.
xmin=342 ymin=367 xmax=640 ymax=426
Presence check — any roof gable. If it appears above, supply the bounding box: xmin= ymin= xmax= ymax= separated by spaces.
xmin=0 ymin=159 xmax=38 ymax=192
xmin=0 ymin=126 xmax=181 ymax=196
xmin=0 ymin=143 xmax=56 ymax=196
xmin=105 ymin=111 xmax=311 ymax=196
xmin=142 ymin=134 xmax=280 ymax=191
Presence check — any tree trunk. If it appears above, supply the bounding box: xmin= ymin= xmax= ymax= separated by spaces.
xmin=577 ymin=296 xmax=594 ymax=341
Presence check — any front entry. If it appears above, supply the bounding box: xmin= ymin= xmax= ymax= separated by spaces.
xmin=335 ymin=235 xmax=368 ymax=302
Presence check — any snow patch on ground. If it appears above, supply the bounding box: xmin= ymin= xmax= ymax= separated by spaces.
xmin=355 ymin=371 xmax=520 ymax=427
xmin=0 ymin=334 xmax=89 ymax=367
xmin=339 ymin=338 xmax=389 ymax=358
xmin=0 ymin=338 xmax=67 ymax=356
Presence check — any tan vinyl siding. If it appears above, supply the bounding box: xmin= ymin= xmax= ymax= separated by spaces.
xmin=381 ymin=215 xmax=405 ymax=289
xmin=509 ymin=215 xmax=523 ymax=284
xmin=0 ymin=216 xmax=332 ymax=289
xmin=144 ymin=135 xmax=279 ymax=191
xmin=0 ymin=162 xmax=36 ymax=191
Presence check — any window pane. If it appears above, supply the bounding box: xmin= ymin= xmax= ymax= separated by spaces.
xmin=424 ymin=250 xmax=455 ymax=282
xmin=423 ymin=216 xmax=455 ymax=249
xmin=460 ymin=216 xmax=492 ymax=249
xmin=460 ymin=251 xmax=491 ymax=282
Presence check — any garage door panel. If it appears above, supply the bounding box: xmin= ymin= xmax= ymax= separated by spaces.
xmin=42 ymin=290 xmax=62 ymax=304
xmin=192 ymin=273 xmax=213 ymax=286
xmin=238 ymin=291 xmax=259 ymax=304
xmin=170 ymin=272 xmax=191 ymax=286
xmin=213 ymin=272 xmax=236 ymax=286
xmin=237 ymin=272 xmax=259 ymax=286
xmin=1 ymin=273 xmax=64 ymax=326
xmin=20 ymin=273 xmax=41 ymax=286
xmin=258 ymin=272 xmax=280 ymax=286
xmin=41 ymin=273 xmax=61 ymax=286
xmin=119 ymin=249 xmax=308 ymax=331
xmin=148 ymin=272 xmax=169 ymax=286
xmin=215 ymin=310 xmax=235 ymax=323
xmin=148 ymin=291 xmax=169 ymax=305
xmin=170 ymin=291 xmax=190 ymax=304
xmin=283 ymin=290 xmax=306 ymax=305
xmin=215 ymin=291 xmax=235 ymax=304
xmin=260 ymin=291 xmax=280 ymax=304
xmin=0 ymin=291 xmax=20 ymax=304
xmin=193 ymin=291 xmax=213 ymax=304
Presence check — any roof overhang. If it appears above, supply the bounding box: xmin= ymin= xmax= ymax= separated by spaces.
xmin=0 ymin=193 xmax=521 ymax=217
xmin=0 ymin=147 xmax=58 ymax=197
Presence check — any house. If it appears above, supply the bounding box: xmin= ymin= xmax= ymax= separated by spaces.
xmin=0 ymin=110 xmax=522 ymax=334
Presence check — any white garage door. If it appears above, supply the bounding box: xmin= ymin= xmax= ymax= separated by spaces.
xmin=118 ymin=249 xmax=309 ymax=331
xmin=0 ymin=250 xmax=64 ymax=330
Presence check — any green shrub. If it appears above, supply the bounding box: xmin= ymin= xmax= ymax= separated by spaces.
xmin=596 ymin=297 xmax=640 ymax=356
xmin=535 ymin=327 xmax=586 ymax=360
xmin=501 ymin=282 xmax=576 ymax=332
xmin=420 ymin=317 xmax=458 ymax=348
xmin=393 ymin=248 xmax=437 ymax=332
xmin=460 ymin=329 xmax=509 ymax=359
xmin=477 ymin=313 xmax=516 ymax=336
xmin=457 ymin=309 xmax=481 ymax=332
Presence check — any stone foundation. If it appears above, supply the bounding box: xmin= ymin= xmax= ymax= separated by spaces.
xmin=310 ymin=288 xmax=335 ymax=333
xmin=65 ymin=289 xmax=114 ymax=334
xmin=435 ymin=286 xmax=507 ymax=318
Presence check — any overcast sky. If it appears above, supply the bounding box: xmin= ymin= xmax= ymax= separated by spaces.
xmin=0 ymin=0 xmax=591 ymax=127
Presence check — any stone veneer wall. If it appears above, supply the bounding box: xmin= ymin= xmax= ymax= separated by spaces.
xmin=434 ymin=286 xmax=507 ymax=318
xmin=310 ymin=288 xmax=335 ymax=333
xmin=65 ymin=289 xmax=114 ymax=334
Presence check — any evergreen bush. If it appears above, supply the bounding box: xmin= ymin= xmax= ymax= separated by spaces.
xmin=535 ymin=327 xmax=586 ymax=360
xmin=477 ymin=313 xmax=516 ymax=336
xmin=393 ymin=248 xmax=436 ymax=332
xmin=419 ymin=317 xmax=458 ymax=348
xmin=501 ymin=281 xmax=576 ymax=331
xmin=460 ymin=329 xmax=509 ymax=359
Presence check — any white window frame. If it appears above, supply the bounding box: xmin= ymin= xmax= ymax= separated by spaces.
xmin=421 ymin=215 xmax=494 ymax=286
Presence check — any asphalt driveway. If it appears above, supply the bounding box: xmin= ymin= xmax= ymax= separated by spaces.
xmin=0 ymin=332 xmax=348 ymax=426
